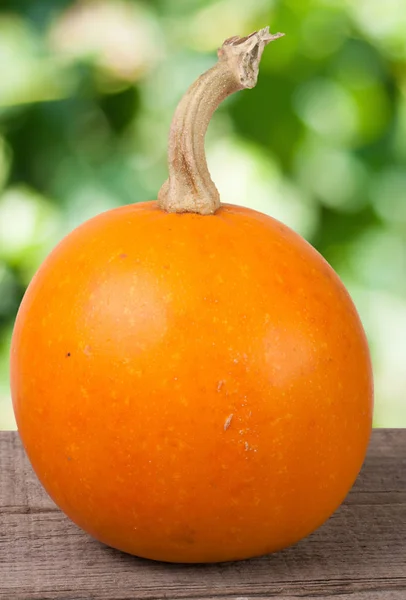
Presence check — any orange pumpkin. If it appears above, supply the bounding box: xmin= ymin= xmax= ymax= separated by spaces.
xmin=10 ymin=28 xmax=373 ymax=563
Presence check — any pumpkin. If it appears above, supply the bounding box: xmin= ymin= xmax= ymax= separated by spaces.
xmin=10 ymin=27 xmax=373 ymax=563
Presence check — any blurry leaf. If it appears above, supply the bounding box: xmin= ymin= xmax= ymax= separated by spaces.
xmin=0 ymin=137 xmax=12 ymax=191
xmin=99 ymin=85 xmax=140 ymax=134
xmin=370 ymin=167 xmax=406 ymax=227
xmin=347 ymin=228 xmax=406 ymax=295
xmin=350 ymin=0 xmax=406 ymax=58
xmin=333 ymin=38 xmax=388 ymax=89
xmin=229 ymin=72 xmax=302 ymax=170
xmin=0 ymin=15 xmax=75 ymax=107
xmin=352 ymin=84 xmax=391 ymax=145
xmin=0 ymin=324 xmax=14 ymax=430
xmin=293 ymin=77 xmax=358 ymax=145
xmin=48 ymin=0 xmax=164 ymax=84
xmin=0 ymin=185 xmax=62 ymax=282
xmin=300 ymin=8 xmax=349 ymax=59
xmin=294 ymin=137 xmax=369 ymax=212
xmin=58 ymin=179 xmax=122 ymax=234
xmin=261 ymin=3 xmax=300 ymax=71
xmin=157 ymin=0 xmax=219 ymax=16
xmin=393 ymin=92 xmax=406 ymax=162
xmin=349 ymin=287 xmax=406 ymax=427
xmin=0 ymin=263 xmax=21 ymax=318
xmin=177 ymin=0 xmax=272 ymax=51
xmin=313 ymin=204 xmax=380 ymax=259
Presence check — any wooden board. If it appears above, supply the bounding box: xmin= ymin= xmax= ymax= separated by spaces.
xmin=1 ymin=430 xmax=405 ymax=599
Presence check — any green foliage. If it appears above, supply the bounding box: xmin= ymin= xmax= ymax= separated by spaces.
xmin=1 ymin=0 xmax=405 ymax=428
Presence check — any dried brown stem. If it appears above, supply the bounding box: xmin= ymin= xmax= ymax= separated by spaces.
xmin=157 ymin=26 xmax=284 ymax=215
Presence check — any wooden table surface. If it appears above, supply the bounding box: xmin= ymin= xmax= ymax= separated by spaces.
xmin=0 ymin=430 xmax=405 ymax=600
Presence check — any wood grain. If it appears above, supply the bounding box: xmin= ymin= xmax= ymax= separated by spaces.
xmin=1 ymin=430 xmax=405 ymax=600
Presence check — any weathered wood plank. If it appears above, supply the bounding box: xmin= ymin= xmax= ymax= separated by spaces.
xmin=0 ymin=433 xmax=55 ymax=513
xmin=0 ymin=502 xmax=406 ymax=599
xmin=0 ymin=430 xmax=405 ymax=600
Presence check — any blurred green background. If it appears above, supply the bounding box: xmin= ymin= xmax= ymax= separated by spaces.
xmin=0 ymin=0 xmax=405 ymax=429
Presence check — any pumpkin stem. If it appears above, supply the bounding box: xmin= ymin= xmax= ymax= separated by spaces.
xmin=157 ymin=26 xmax=284 ymax=215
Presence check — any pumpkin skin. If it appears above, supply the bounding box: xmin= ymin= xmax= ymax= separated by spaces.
xmin=10 ymin=201 xmax=373 ymax=563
